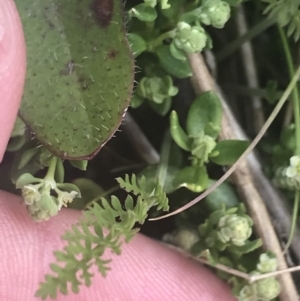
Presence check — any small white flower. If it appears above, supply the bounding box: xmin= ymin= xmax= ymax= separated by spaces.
xmin=57 ymin=190 xmax=78 ymax=208
xmin=286 ymin=155 xmax=300 ymax=182
xmin=22 ymin=184 xmax=41 ymax=205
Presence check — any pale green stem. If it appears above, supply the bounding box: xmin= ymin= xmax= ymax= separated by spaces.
xmin=44 ymin=157 xmax=58 ymax=189
xmin=147 ymin=30 xmax=176 ymax=51
xmin=278 ymin=27 xmax=300 ymax=253
xmin=278 ymin=26 xmax=300 ymax=154
xmin=284 ymin=190 xmax=300 ymax=253
xmin=158 ymin=130 xmax=172 ymax=187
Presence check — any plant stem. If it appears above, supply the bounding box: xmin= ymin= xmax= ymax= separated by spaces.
xmin=278 ymin=26 xmax=300 ymax=254
xmin=284 ymin=190 xmax=300 ymax=253
xmin=158 ymin=130 xmax=172 ymax=187
xmin=44 ymin=156 xmax=58 ymax=188
xmin=278 ymin=26 xmax=300 ymax=154
xmin=147 ymin=30 xmax=175 ymax=51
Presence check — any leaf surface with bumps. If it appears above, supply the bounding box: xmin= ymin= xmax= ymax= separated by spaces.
xmin=16 ymin=0 xmax=134 ymax=159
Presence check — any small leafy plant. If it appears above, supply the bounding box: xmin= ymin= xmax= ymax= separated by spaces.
xmin=1 ymin=0 xmax=300 ymax=300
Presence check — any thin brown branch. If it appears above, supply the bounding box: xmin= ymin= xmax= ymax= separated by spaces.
xmin=164 ymin=243 xmax=300 ymax=283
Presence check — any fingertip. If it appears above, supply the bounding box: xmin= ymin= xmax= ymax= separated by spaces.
xmin=0 ymin=0 xmax=26 ymax=161
xmin=0 ymin=192 xmax=236 ymax=301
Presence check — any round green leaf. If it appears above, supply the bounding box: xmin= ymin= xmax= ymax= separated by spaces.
xmin=205 ymin=180 xmax=240 ymax=211
xmin=156 ymin=46 xmax=192 ymax=78
xmin=130 ymin=4 xmax=158 ymax=22
xmin=16 ymin=173 xmax=42 ymax=189
xmin=128 ymin=33 xmax=147 ymax=58
xmin=210 ymin=140 xmax=250 ymax=165
xmin=170 ymin=111 xmax=191 ymax=151
xmin=173 ymin=165 xmax=208 ymax=192
xmin=186 ymin=91 xmax=222 ymax=138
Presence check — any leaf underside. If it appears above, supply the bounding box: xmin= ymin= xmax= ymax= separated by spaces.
xmin=16 ymin=0 xmax=134 ymax=159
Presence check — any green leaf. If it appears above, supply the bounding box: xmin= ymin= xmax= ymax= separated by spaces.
xmin=16 ymin=0 xmax=134 ymax=159
xmin=169 ymin=42 xmax=188 ymax=61
xmin=161 ymin=0 xmax=186 ymax=19
xmin=128 ymin=33 xmax=147 ymax=58
xmin=156 ymin=46 xmax=192 ymax=78
xmin=170 ymin=111 xmax=191 ymax=151
xmin=280 ymin=124 xmax=295 ymax=152
xmin=210 ymin=140 xmax=250 ymax=165
xmin=186 ymin=91 xmax=222 ymax=138
xmin=18 ymin=147 xmax=40 ymax=170
xmin=140 ymin=165 xmax=179 ymax=194
xmin=131 ymin=94 xmax=145 ymax=108
xmin=70 ymin=178 xmax=104 ymax=210
xmin=173 ymin=165 xmax=208 ymax=192
xmin=130 ymin=4 xmax=158 ymax=22
xmin=6 ymin=135 xmax=26 ymax=152
xmin=70 ymin=160 xmax=88 ymax=171
xmin=15 ymin=173 xmax=42 ymax=189
xmin=224 ymin=0 xmax=242 ymax=6
xmin=227 ymin=239 xmax=263 ymax=255
xmin=205 ymin=180 xmax=240 ymax=211
xmin=56 ymin=183 xmax=81 ymax=197
xmin=149 ymin=97 xmax=172 ymax=116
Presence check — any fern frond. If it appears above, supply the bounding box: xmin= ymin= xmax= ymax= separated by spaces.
xmin=35 ymin=174 xmax=169 ymax=299
xmin=262 ymin=0 xmax=300 ymax=40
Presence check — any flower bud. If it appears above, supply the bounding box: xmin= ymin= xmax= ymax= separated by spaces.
xmin=27 ymin=192 xmax=59 ymax=222
xmin=257 ymin=253 xmax=278 ymax=273
xmin=57 ymin=190 xmax=79 ymax=208
xmin=285 ymin=155 xmax=300 ymax=185
xmin=173 ymin=22 xmax=207 ymax=53
xmin=191 ymin=132 xmax=216 ymax=165
xmin=39 ymin=191 xmax=55 ymax=211
xmin=254 ymin=277 xmax=281 ymax=300
xmin=200 ymin=0 xmax=230 ymax=29
xmin=22 ymin=184 xmax=41 ymax=205
xmin=172 ymin=229 xmax=199 ymax=251
xmin=137 ymin=76 xmax=178 ymax=104
xmin=217 ymin=213 xmax=252 ymax=246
